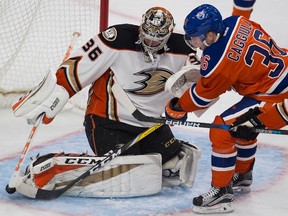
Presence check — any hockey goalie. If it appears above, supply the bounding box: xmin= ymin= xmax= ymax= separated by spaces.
xmin=11 ymin=70 xmax=201 ymax=199
xmin=11 ymin=70 xmax=201 ymax=198
xmin=9 ymin=53 xmax=209 ymax=198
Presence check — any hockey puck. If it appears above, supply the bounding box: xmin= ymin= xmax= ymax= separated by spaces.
xmin=5 ymin=184 xmax=16 ymax=194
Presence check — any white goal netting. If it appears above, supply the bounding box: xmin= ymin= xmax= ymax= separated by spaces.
xmin=0 ymin=0 xmax=108 ymax=111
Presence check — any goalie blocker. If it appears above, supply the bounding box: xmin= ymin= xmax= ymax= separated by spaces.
xmin=16 ymin=141 xmax=200 ymax=198
xmin=12 ymin=70 xmax=69 ymax=124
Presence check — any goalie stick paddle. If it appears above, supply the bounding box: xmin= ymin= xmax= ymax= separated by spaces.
xmin=111 ymin=81 xmax=288 ymax=135
xmin=6 ymin=32 xmax=81 ymax=195
xmin=15 ymin=123 xmax=163 ymax=200
xmin=6 ymin=114 xmax=44 ymax=194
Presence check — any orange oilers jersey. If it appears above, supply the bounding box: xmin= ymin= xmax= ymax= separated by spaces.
xmin=56 ymin=24 xmax=194 ymax=127
xmin=179 ymin=16 xmax=288 ymax=112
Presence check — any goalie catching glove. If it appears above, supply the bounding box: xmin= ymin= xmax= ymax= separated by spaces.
xmin=165 ymin=64 xmax=201 ymax=98
xmin=12 ymin=71 xmax=69 ymax=124
xmin=164 ymin=63 xmax=219 ymax=118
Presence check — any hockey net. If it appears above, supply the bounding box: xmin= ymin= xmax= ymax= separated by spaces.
xmin=0 ymin=0 xmax=109 ymax=112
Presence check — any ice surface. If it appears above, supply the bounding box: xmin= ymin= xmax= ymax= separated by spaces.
xmin=1 ymin=0 xmax=288 ymax=215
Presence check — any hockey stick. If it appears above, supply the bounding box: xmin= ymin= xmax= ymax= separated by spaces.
xmin=111 ymin=81 xmax=288 ymax=135
xmin=15 ymin=123 xmax=163 ymax=199
xmin=63 ymin=32 xmax=81 ymax=62
xmin=6 ymin=32 xmax=81 ymax=194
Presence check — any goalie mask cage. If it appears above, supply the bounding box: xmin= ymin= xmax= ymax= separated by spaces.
xmin=0 ymin=0 xmax=109 ymax=111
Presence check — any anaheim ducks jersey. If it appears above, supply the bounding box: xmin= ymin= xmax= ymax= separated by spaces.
xmin=56 ymin=24 xmax=193 ymax=127
xmin=178 ymin=16 xmax=288 ymax=112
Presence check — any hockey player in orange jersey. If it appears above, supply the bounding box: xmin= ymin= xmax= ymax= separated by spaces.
xmin=165 ymin=3 xmax=288 ymax=214
xmin=232 ymin=0 xmax=256 ymax=19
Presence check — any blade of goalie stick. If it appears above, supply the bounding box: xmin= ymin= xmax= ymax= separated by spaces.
xmin=111 ymin=81 xmax=288 ymax=135
xmin=17 ymin=123 xmax=163 ymax=200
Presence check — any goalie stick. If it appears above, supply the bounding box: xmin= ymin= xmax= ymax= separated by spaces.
xmin=63 ymin=32 xmax=81 ymax=62
xmin=15 ymin=123 xmax=163 ymax=199
xmin=6 ymin=31 xmax=81 ymax=194
xmin=111 ymin=81 xmax=288 ymax=135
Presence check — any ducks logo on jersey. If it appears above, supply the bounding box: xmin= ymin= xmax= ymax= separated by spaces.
xmin=126 ymin=68 xmax=173 ymax=95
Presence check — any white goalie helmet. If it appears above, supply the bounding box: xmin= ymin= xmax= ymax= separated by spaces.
xmin=139 ymin=7 xmax=175 ymax=62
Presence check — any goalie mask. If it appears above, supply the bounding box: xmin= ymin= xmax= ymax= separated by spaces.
xmin=139 ymin=7 xmax=175 ymax=62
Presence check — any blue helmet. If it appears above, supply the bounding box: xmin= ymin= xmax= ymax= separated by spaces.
xmin=184 ymin=4 xmax=225 ymax=37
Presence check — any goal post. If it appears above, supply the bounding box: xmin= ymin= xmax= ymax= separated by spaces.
xmin=0 ymin=0 xmax=109 ymax=110
xmin=100 ymin=0 xmax=109 ymax=32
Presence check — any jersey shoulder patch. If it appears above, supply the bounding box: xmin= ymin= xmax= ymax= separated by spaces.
xmin=102 ymin=27 xmax=118 ymax=41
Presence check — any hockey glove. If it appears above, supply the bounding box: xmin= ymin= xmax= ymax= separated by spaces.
xmin=165 ymin=97 xmax=188 ymax=121
xmin=12 ymin=71 xmax=69 ymax=124
xmin=229 ymin=107 xmax=265 ymax=141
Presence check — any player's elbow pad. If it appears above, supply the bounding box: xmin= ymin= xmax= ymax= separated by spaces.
xmin=12 ymin=71 xmax=69 ymax=124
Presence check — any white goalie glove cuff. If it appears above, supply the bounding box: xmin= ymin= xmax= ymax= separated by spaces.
xmin=12 ymin=70 xmax=69 ymax=124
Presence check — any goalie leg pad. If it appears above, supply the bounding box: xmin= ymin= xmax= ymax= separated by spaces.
xmin=17 ymin=153 xmax=162 ymax=198
xmin=12 ymin=70 xmax=69 ymax=124
xmin=162 ymin=141 xmax=201 ymax=187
